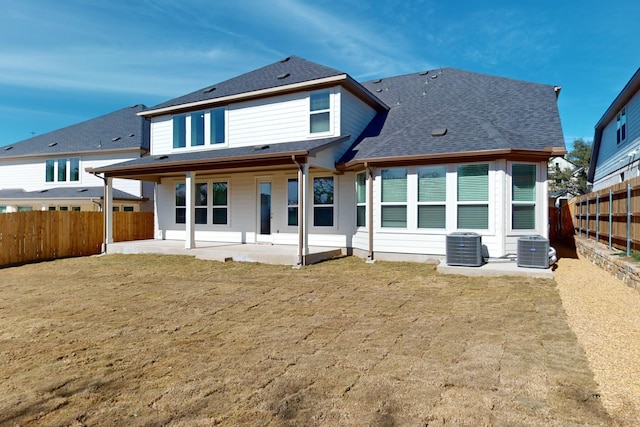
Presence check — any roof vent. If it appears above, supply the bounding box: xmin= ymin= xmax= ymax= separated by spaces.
xmin=280 ymin=56 xmax=291 ymax=63
xmin=418 ymin=71 xmax=429 ymax=76
xmin=112 ymin=137 xmax=120 ymax=142
xmin=203 ymin=86 xmax=216 ymax=93
xmin=129 ymin=133 xmax=135 ymax=137
xmin=277 ymin=73 xmax=290 ymax=80
xmin=38 ymin=189 xmax=48 ymax=193
xmin=154 ymin=155 xmax=168 ymax=160
xmin=48 ymin=142 xmax=57 ymax=147
xmin=253 ymin=144 xmax=270 ymax=151
xmin=431 ymin=74 xmax=438 ymax=79
xmin=375 ymin=88 xmax=383 ymax=93
xmin=4 ymin=146 xmax=13 ymax=151
xmin=372 ymin=78 xmax=382 ymax=84
xmin=431 ymin=128 xmax=447 ymax=137
xmin=131 ymin=104 xmax=139 ymax=108
xmin=77 ymin=188 xmax=88 ymax=193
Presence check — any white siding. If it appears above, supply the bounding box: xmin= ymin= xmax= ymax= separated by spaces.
xmin=339 ymin=88 xmax=378 ymax=159
xmin=150 ymin=115 xmax=173 ymax=155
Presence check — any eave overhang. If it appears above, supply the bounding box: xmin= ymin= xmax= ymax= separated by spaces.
xmin=338 ymin=147 xmax=567 ymax=171
xmin=139 ymin=74 xmax=389 ymax=118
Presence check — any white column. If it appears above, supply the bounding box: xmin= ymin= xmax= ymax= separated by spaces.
xmin=105 ymin=177 xmax=114 ymax=245
xmin=185 ymin=171 xmax=196 ymax=249
xmin=301 ymin=163 xmax=309 ymax=260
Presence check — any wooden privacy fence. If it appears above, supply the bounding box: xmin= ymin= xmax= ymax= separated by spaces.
xmin=0 ymin=211 xmax=154 ymax=267
xmin=548 ymin=202 xmax=574 ymax=242
xmin=572 ymin=175 xmax=640 ymax=254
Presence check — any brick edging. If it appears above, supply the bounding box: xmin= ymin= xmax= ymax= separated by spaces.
xmin=573 ymin=236 xmax=640 ymax=292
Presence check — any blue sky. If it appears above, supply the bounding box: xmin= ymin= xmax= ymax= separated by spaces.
xmin=1 ymin=0 xmax=639 ymax=150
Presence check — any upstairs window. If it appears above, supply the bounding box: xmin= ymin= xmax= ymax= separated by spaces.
xmin=46 ymin=158 xmax=79 ymax=183
xmin=417 ymin=166 xmax=446 ymax=229
xmin=191 ymin=113 xmax=205 ymax=146
xmin=173 ymin=115 xmax=186 ymax=148
xmin=381 ymin=168 xmax=407 ymax=228
xmin=310 ymin=90 xmax=330 ymax=133
xmin=512 ymin=164 xmax=537 ymax=230
xmin=210 ymin=108 xmax=225 ymax=144
xmin=617 ymin=107 xmax=627 ymax=144
xmin=457 ymin=164 xmax=489 ymax=229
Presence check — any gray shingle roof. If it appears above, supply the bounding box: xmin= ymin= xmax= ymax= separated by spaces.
xmin=147 ymin=56 xmax=346 ymax=111
xmin=0 ymin=186 xmax=141 ymax=200
xmin=341 ymin=68 xmax=564 ymax=163
xmin=0 ymin=105 xmax=149 ymax=158
xmin=91 ymin=135 xmax=349 ymax=173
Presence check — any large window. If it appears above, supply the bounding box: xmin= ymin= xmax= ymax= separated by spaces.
xmin=381 ymin=168 xmax=407 ymax=228
xmin=211 ymin=108 xmax=225 ymax=144
xmin=356 ymin=172 xmax=366 ymax=227
xmin=288 ymin=179 xmax=298 ymax=226
xmin=417 ymin=166 xmax=446 ymax=229
xmin=310 ymin=90 xmax=330 ymax=133
xmin=175 ymin=183 xmax=186 ymax=224
xmin=191 ymin=113 xmax=205 ymax=146
xmin=173 ymin=115 xmax=186 ymax=148
xmin=313 ymin=177 xmax=334 ymax=226
xmin=617 ymin=107 xmax=627 ymax=144
xmin=195 ymin=183 xmax=208 ymax=224
xmin=457 ymin=164 xmax=489 ymax=229
xmin=212 ymin=182 xmax=228 ymax=225
xmin=512 ymin=164 xmax=537 ymax=230
xmin=46 ymin=158 xmax=79 ymax=183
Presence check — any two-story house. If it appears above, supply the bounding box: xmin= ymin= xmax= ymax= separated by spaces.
xmin=89 ymin=56 xmax=565 ymax=265
xmin=589 ymin=68 xmax=640 ymax=190
xmin=0 ymin=105 xmax=151 ymax=212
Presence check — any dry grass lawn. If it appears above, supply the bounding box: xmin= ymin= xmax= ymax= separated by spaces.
xmin=0 ymin=254 xmax=611 ymax=426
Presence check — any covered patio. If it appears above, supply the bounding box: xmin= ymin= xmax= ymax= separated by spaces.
xmin=106 ymin=239 xmax=344 ymax=266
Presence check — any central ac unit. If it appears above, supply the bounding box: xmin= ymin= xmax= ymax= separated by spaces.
xmin=517 ymin=236 xmax=550 ymax=268
xmin=446 ymin=232 xmax=483 ymax=267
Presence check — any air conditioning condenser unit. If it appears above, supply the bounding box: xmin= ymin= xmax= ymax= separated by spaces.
xmin=446 ymin=232 xmax=483 ymax=267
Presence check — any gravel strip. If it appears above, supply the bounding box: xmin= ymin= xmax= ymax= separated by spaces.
xmin=554 ymin=244 xmax=640 ymax=426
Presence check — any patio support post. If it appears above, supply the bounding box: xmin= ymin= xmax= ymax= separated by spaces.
xmin=301 ymin=162 xmax=309 ymax=264
xmin=105 ymin=177 xmax=114 ymax=245
xmin=366 ymin=163 xmax=374 ymax=263
xmin=185 ymin=171 xmax=196 ymax=250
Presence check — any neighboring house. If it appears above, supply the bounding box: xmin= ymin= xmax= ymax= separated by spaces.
xmin=589 ymin=68 xmax=640 ymax=190
xmin=548 ymin=156 xmax=582 ymax=205
xmin=0 ymin=105 xmax=151 ymax=213
xmin=89 ymin=56 xmax=565 ymax=264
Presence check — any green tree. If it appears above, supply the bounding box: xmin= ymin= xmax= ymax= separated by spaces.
xmin=549 ymin=138 xmax=592 ymax=195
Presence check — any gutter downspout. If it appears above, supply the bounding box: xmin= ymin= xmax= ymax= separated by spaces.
xmin=365 ymin=163 xmax=375 ymax=263
xmin=292 ymin=155 xmax=306 ymax=266
xmin=90 ymin=171 xmax=108 ymax=254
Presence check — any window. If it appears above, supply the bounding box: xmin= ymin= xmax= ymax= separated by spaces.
xmin=381 ymin=168 xmax=407 ymax=227
xmin=48 ymin=206 xmax=56 ymax=211
xmin=46 ymin=158 xmax=79 ymax=183
xmin=195 ymin=183 xmax=208 ymax=224
xmin=123 ymin=206 xmax=134 ymax=212
xmin=46 ymin=159 xmax=55 ymax=182
xmin=617 ymin=107 xmax=627 ymax=144
xmin=112 ymin=207 xmax=120 ymax=212
xmin=210 ymin=108 xmax=225 ymax=144
xmin=175 ymin=183 xmax=186 ymax=223
xmin=0 ymin=206 xmax=8 ymax=213
xmin=57 ymin=158 xmax=67 ymax=182
xmin=356 ymin=172 xmax=366 ymax=227
xmin=18 ymin=206 xmax=33 ymax=212
xmin=72 ymin=206 xmax=81 ymax=212
xmin=212 ymin=182 xmax=228 ymax=224
xmin=512 ymin=164 xmax=537 ymax=230
xmin=313 ymin=177 xmax=334 ymax=226
xmin=59 ymin=206 xmax=69 ymax=211
xmin=310 ymin=90 xmax=330 ymax=133
xmin=288 ymin=179 xmax=298 ymax=226
xmin=457 ymin=164 xmax=489 ymax=229
xmin=191 ymin=112 xmax=205 ymax=146
xmin=173 ymin=115 xmax=186 ymax=148
xmin=417 ymin=166 xmax=446 ymax=229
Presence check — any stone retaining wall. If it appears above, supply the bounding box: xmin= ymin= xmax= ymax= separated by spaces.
xmin=574 ymin=236 xmax=640 ymax=291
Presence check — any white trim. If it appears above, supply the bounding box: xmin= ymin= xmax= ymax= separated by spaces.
xmin=139 ymin=75 xmax=349 ymax=117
